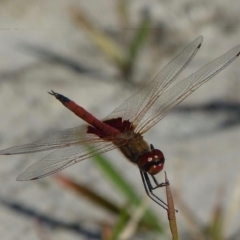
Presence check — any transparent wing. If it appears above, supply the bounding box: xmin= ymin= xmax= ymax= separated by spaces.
xmin=136 ymin=44 xmax=240 ymax=133
xmin=0 ymin=124 xmax=112 ymax=155
xmin=16 ymin=140 xmax=117 ymax=181
xmin=104 ymin=36 xmax=203 ymax=126
xmin=0 ymin=124 xmax=124 ymax=181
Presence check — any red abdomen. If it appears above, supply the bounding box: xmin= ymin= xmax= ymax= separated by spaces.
xmin=49 ymin=91 xmax=120 ymax=136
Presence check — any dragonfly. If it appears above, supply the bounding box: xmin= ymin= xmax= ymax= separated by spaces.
xmin=0 ymin=36 xmax=240 ymax=210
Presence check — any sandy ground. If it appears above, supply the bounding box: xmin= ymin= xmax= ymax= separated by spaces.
xmin=0 ymin=0 xmax=240 ymax=239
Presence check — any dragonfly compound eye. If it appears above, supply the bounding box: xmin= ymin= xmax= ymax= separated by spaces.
xmin=138 ymin=149 xmax=165 ymax=175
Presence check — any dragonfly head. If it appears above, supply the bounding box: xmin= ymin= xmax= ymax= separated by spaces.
xmin=138 ymin=144 xmax=165 ymax=175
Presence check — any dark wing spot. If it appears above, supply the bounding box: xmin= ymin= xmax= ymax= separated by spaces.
xmin=87 ymin=117 xmax=134 ymax=138
xmin=103 ymin=118 xmax=134 ymax=132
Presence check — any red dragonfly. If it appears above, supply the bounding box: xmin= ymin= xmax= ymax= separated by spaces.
xmin=1 ymin=36 xmax=240 ymax=210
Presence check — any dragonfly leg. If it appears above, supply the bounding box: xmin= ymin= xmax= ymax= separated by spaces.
xmin=140 ymin=170 xmax=168 ymax=210
xmin=151 ymin=175 xmax=167 ymax=190
xmin=140 ymin=171 xmax=178 ymax=212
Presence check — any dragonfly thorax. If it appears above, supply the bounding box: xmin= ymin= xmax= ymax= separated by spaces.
xmin=138 ymin=148 xmax=165 ymax=175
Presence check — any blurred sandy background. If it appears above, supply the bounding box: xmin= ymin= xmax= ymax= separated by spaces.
xmin=0 ymin=0 xmax=240 ymax=239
